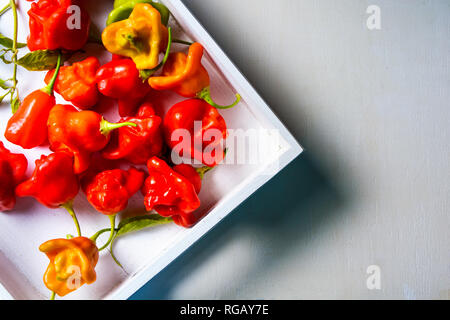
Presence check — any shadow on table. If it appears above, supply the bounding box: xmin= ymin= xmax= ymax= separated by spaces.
xmin=130 ymin=151 xmax=348 ymax=299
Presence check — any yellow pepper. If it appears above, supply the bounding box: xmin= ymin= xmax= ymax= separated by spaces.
xmin=102 ymin=3 xmax=168 ymax=70
xmin=39 ymin=237 xmax=99 ymax=297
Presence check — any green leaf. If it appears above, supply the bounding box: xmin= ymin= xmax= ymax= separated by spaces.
xmin=0 ymin=79 xmax=10 ymax=90
xmin=0 ymin=33 xmax=26 ymax=49
xmin=116 ymin=215 xmax=173 ymax=238
xmin=0 ymin=90 xmax=10 ymax=103
xmin=17 ymin=50 xmax=68 ymax=71
xmin=107 ymin=214 xmax=173 ymax=268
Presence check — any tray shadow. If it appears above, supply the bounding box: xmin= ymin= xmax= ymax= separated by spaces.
xmin=130 ymin=151 xmax=349 ymax=299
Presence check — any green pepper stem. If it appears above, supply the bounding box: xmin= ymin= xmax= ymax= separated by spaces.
xmin=50 ymin=291 xmax=56 ymax=300
xmin=197 ymin=87 xmax=241 ymax=109
xmin=41 ymin=52 xmax=62 ymax=96
xmin=0 ymin=3 xmax=11 ymax=17
xmin=100 ymin=119 xmax=137 ymax=136
xmin=90 ymin=227 xmax=118 ymax=242
xmin=196 ymin=166 xmax=214 ymax=180
xmin=139 ymin=27 xmax=173 ymax=81
xmin=196 ymin=149 xmax=227 ymax=178
xmin=61 ymin=201 xmax=82 ymax=237
xmin=9 ymin=0 xmax=18 ymax=113
xmin=109 ymin=239 xmax=123 ymax=268
xmin=172 ymin=38 xmax=193 ymax=46
xmin=98 ymin=215 xmax=116 ymax=251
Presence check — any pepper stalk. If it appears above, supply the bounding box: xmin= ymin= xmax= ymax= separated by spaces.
xmin=99 ymin=119 xmax=137 ymax=135
xmin=0 ymin=3 xmax=11 ymax=17
xmin=9 ymin=0 xmax=19 ymax=113
xmin=41 ymin=52 xmax=62 ymax=96
xmin=61 ymin=201 xmax=82 ymax=237
xmin=197 ymin=87 xmax=241 ymax=110
xmin=98 ymin=214 xmax=117 ymax=251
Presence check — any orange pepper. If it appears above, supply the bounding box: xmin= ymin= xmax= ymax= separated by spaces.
xmin=39 ymin=237 xmax=98 ymax=297
xmin=102 ymin=3 xmax=168 ymax=70
xmin=148 ymin=43 xmax=241 ymax=109
xmin=44 ymin=57 xmax=100 ymax=110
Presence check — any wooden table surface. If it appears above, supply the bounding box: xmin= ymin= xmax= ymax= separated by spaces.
xmin=132 ymin=0 xmax=450 ymax=300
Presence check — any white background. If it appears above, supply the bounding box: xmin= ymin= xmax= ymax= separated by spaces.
xmin=132 ymin=0 xmax=449 ymax=300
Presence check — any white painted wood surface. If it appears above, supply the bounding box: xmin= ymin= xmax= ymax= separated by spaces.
xmin=131 ymin=0 xmax=449 ymax=300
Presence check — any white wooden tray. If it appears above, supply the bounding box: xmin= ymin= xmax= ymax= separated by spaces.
xmin=0 ymin=0 xmax=302 ymax=300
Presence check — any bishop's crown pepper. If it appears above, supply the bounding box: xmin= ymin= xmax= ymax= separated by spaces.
xmin=15 ymin=152 xmax=82 ymax=236
xmin=45 ymin=57 xmax=100 ymax=109
xmin=96 ymin=57 xmax=151 ymax=116
xmin=0 ymin=142 xmax=28 ymax=212
xmin=82 ymin=166 xmax=145 ymax=251
xmin=102 ymin=103 xmax=163 ymax=165
xmin=15 ymin=152 xmax=79 ymax=209
xmin=82 ymin=167 xmax=145 ymax=216
xmin=163 ymin=99 xmax=228 ymax=167
xmin=149 ymin=43 xmax=241 ymax=109
xmin=47 ymin=104 xmax=138 ymax=174
xmin=142 ymin=157 xmax=202 ymax=228
xmin=39 ymin=237 xmax=98 ymax=297
xmin=5 ymin=53 xmax=63 ymax=149
xmin=102 ymin=3 xmax=168 ymax=70
xmin=27 ymin=0 xmax=90 ymax=51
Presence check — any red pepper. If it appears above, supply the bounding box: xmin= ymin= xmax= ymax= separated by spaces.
xmin=82 ymin=166 xmax=145 ymax=251
xmin=96 ymin=58 xmax=151 ymax=117
xmin=15 ymin=152 xmax=79 ymax=209
xmin=0 ymin=160 xmax=16 ymax=212
xmin=27 ymin=0 xmax=90 ymax=51
xmin=173 ymin=164 xmax=202 ymax=194
xmin=5 ymin=54 xmax=62 ymax=149
xmin=47 ymin=104 xmax=137 ymax=174
xmin=0 ymin=142 xmax=28 ymax=212
xmin=163 ymin=99 xmax=227 ymax=167
xmin=102 ymin=103 xmax=163 ymax=165
xmin=82 ymin=167 xmax=145 ymax=216
xmin=142 ymin=157 xmax=201 ymax=228
xmin=15 ymin=151 xmax=83 ymax=235
xmin=44 ymin=57 xmax=100 ymax=109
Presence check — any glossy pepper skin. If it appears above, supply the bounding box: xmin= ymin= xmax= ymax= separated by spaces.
xmin=15 ymin=152 xmax=79 ymax=209
xmin=107 ymin=0 xmax=170 ymax=26
xmin=142 ymin=157 xmax=201 ymax=228
xmin=149 ymin=43 xmax=240 ymax=109
xmin=39 ymin=237 xmax=98 ymax=297
xmin=102 ymin=103 xmax=163 ymax=164
xmin=96 ymin=57 xmax=151 ymax=117
xmin=45 ymin=57 xmax=100 ymax=109
xmin=163 ymin=99 xmax=227 ymax=167
xmin=82 ymin=167 xmax=145 ymax=215
xmin=47 ymin=104 xmax=137 ymax=174
xmin=4 ymin=90 xmax=54 ymax=149
xmin=5 ymin=53 xmax=62 ymax=149
xmin=173 ymin=164 xmax=202 ymax=195
xmin=102 ymin=3 xmax=168 ymax=70
xmin=0 ymin=142 xmax=28 ymax=212
xmin=27 ymin=0 xmax=90 ymax=51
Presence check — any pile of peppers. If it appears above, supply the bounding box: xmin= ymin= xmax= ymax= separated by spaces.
xmin=0 ymin=0 xmax=241 ymax=299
